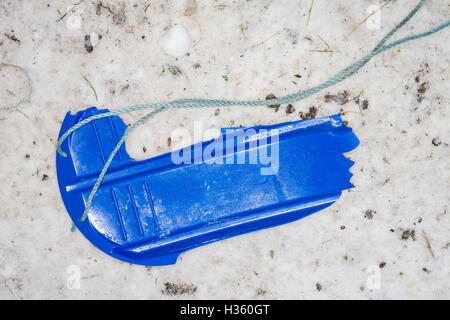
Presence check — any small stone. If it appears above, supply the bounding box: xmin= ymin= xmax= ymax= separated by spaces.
xmin=361 ymin=99 xmax=369 ymax=110
xmin=431 ymin=137 xmax=441 ymax=146
xmin=84 ymin=35 xmax=93 ymax=53
xmin=286 ymin=104 xmax=295 ymax=114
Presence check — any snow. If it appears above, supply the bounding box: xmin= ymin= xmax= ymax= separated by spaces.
xmin=0 ymin=0 xmax=448 ymax=299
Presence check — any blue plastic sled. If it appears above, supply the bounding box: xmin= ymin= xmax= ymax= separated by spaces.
xmin=56 ymin=107 xmax=359 ymax=265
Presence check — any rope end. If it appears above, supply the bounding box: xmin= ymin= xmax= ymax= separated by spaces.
xmin=57 ymin=146 xmax=68 ymax=158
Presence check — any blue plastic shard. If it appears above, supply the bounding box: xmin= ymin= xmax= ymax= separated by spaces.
xmin=56 ymin=107 xmax=359 ymax=265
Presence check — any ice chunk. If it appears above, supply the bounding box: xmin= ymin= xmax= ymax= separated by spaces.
xmin=158 ymin=24 xmax=191 ymax=58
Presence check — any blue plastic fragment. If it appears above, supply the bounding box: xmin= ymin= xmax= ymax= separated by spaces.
xmin=56 ymin=107 xmax=359 ymax=265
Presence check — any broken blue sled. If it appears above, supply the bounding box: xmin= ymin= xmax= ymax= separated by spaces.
xmin=56 ymin=107 xmax=359 ymax=265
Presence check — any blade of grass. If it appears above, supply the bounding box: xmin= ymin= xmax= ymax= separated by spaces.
xmin=82 ymin=75 xmax=98 ymax=101
xmin=317 ymin=34 xmax=330 ymax=49
xmin=56 ymin=0 xmax=84 ymax=22
xmin=306 ymin=0 xmax=315 ymax=26
xmin=343 ymin=0 xmax=392 ymax=40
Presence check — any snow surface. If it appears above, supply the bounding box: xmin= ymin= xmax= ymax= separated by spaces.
xmin=0 ymin=0 xmax=449 ymax=299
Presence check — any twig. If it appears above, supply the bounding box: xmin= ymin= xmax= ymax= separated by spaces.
xmin=341 ymin=110 xmax=362 ymax=115
xmin=82 ymin=76 xmax=98 ymax=101
xmin=423 ymin=231 xmax=435 ymax=258
xmin=82 ymin=273 xmax=102 ymax=280
xmin=306 ymin=0 xmax=315 ymax=25
xmin=95 ymin=1 xmax=114 ymax=15
xmin=251 ymin=31 xmax=280 ymax=48
xmin=4 ymin=33 xmax=20 ymax=44
xmin=15 ymin=109 xmax=30 ymax=119
xmin=144 ymin=2 xmax=151 ymax=13
xmin=56 ymin=0 xmax=84 ymax=22
xmin=343 ymin=0 xmax=392 ymax=40
xmin=308 ymin=49 xmax=334 ymax=53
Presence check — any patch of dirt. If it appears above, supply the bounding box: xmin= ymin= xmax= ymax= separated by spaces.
xmin=299 ymin=106 xmax=317 ymax=120
xmin=401 ymin=229 xmax=416 ymax=241
xmin=162 ymin=282 xmax=197 ymax=295
xmin=416 ymin=82 xmax=429 ymax=103
xmin=96 ymin=1 xmax=114 ymax=15
xmin=256 ymin=288 xmax=267 ymax=295
xmin=360 ymin=99 xmax=369 ymax=110
xmin=324 ymin=90 xmax=350 ymax=105
xmin=364 ymin=209 xmax=376 ymax=220
xmin=113 ymin=9 xmax=126 ymax=24
xmin=184 ymin=0 xmax=198 ymax=16
xmin=167 ymin=65 xmax=183 ymax=76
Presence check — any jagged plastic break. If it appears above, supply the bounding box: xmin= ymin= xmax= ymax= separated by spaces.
xmin=56 ymin=107 xmax=359 ymax=265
